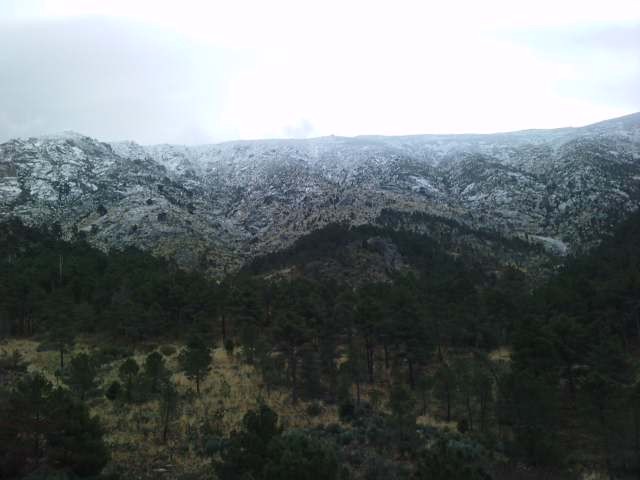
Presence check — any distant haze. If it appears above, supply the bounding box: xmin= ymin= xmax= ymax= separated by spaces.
xmin=1 ymin=0 xmax=639 ymax=144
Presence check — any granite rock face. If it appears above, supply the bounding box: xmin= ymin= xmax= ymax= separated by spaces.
xmin=1 ymin=113 xmax=639 ymax=276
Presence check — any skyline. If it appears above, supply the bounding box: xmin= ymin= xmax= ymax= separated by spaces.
xmin=1 ymin=0 xmax=639 ymax=144
xmin=3 ymin=110 xmax=639 ymax=147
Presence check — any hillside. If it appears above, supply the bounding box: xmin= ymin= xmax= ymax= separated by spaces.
xmin=2 ymin=113 xmax=639 ymax=277
xmin=2 ymin=208 xmax=640 ymax=478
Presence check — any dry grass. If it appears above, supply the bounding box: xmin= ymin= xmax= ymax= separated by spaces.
xmin=489 ymin=346 xmax=512 ymax=362
xmin=4 ymin=338 xmax=566 ymax=479
xmin=2 ymin=337 xmax=341 ymax=479
xmin=1 ymin=337 xmax=90 ymax=384
xmin=416 ymin=413 xmax=457 ymax=430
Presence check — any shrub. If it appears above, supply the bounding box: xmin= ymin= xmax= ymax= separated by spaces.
xmin=204 ymin=435 xmax=226 ymax=456
xmin=414 ymin=436 xmax=490 ymax=480
xmin=105 ymin=380 xmax=122 ymax=401
xmin=160 ymin=345 xmax=177 ymax=357
xmin=224 ymin=338 xmax=235 ymax=357
xmin=338 ymin=400 xmax=356 ymax=422
xmin=307 ymin=402 xmax=323 ymax=417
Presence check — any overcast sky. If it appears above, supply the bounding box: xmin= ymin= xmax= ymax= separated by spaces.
xmin=1 ymin=0 xmax=639 ymax=144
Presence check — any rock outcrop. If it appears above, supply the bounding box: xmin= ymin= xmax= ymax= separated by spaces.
xmin=1 ymin=113 xmax=639 ymax=276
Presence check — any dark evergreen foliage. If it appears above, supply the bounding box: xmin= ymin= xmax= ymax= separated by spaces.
xmin=0 ymin=373 xmax=109 ymax=478
xmin=3 ymin=209 xmax=640 ymax=477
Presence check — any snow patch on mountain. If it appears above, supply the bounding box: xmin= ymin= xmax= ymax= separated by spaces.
xmin=1 ymin=112 xmax=640 ymax=275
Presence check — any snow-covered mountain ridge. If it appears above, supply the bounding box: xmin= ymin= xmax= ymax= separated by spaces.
xmin=1 ymin=112 xmax=639 ymax=276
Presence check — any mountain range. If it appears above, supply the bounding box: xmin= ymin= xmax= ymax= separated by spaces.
xmin=1 ymin=112 xmax=639 ymax=277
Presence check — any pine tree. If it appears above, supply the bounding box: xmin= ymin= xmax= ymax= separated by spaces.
xmin=416 ymin=373 xmax=433 ymax=416
xmin=434 ymin=363 xmax=457 ymax=423
xmin=300 ymin=346 xmax=322 ymax=400
xmin=388 ymin=381 xmax=418 ymax=456
xmin=50 ymin=320 xmax=75 ymax=372
xmin=455 ymin=358 xmax=475 ymax=431
xmin=274 ymin=309 xmax=308 ymax=403
xmin=179 ymin=337 xmax=212 ymax=394
xmin=46 ymin=389 xmax=110 ymax=476
xmin=1 ymin=373 xmax=109 ymax=477
xmin=143 ymin=351 xmax=169 ymax=394
xmin=215 ymin=403 xmax=282 ymax=480
xmin=8 ymin=373 xmax=52 ymax=459
xmin=159 ymin=380 xmax=179 ymax=443
xmin=118 ymin=357 xmax=140 ymax=402
xmin=471 ymin=361 xmax=494 ymax=433
xmin=65 ymin=352 xmax=98 ymax=400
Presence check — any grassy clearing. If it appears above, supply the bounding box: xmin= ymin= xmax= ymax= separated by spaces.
xmin=1 ymin=337 xmax=341 ymax=479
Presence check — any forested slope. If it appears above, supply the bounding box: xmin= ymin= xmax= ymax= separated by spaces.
xmin=1 ymin=211 xmax=640 ymax=478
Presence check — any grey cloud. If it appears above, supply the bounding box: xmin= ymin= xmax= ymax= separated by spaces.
xmin=0 ymin=14 xmax=638 ymax=144
xmin=505 ymin=25 xmax=640 ymax=108
xmin=0 ymin=17 xmax=237 ymax=144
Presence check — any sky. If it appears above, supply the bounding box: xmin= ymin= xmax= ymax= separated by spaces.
xmin=0 ymin=0 xmax=639 ymax=144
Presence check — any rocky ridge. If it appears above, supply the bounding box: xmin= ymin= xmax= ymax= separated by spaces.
xmin=1 ymin=113 xmax=639 ymax=276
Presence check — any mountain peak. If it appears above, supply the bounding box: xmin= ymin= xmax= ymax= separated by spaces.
xmin=32 ymin=130 xmax=93 ymax=142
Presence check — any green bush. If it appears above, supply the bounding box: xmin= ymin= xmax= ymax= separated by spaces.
xmin=105 ymin=380 xmax=122 ymax=401
xmin=307 ymin=402 xmax=323 ymax=417
xmin=160 ymin=345 xmax=177 ymax=357
xmin=414 ymin=436 xmax=490 ymax=480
